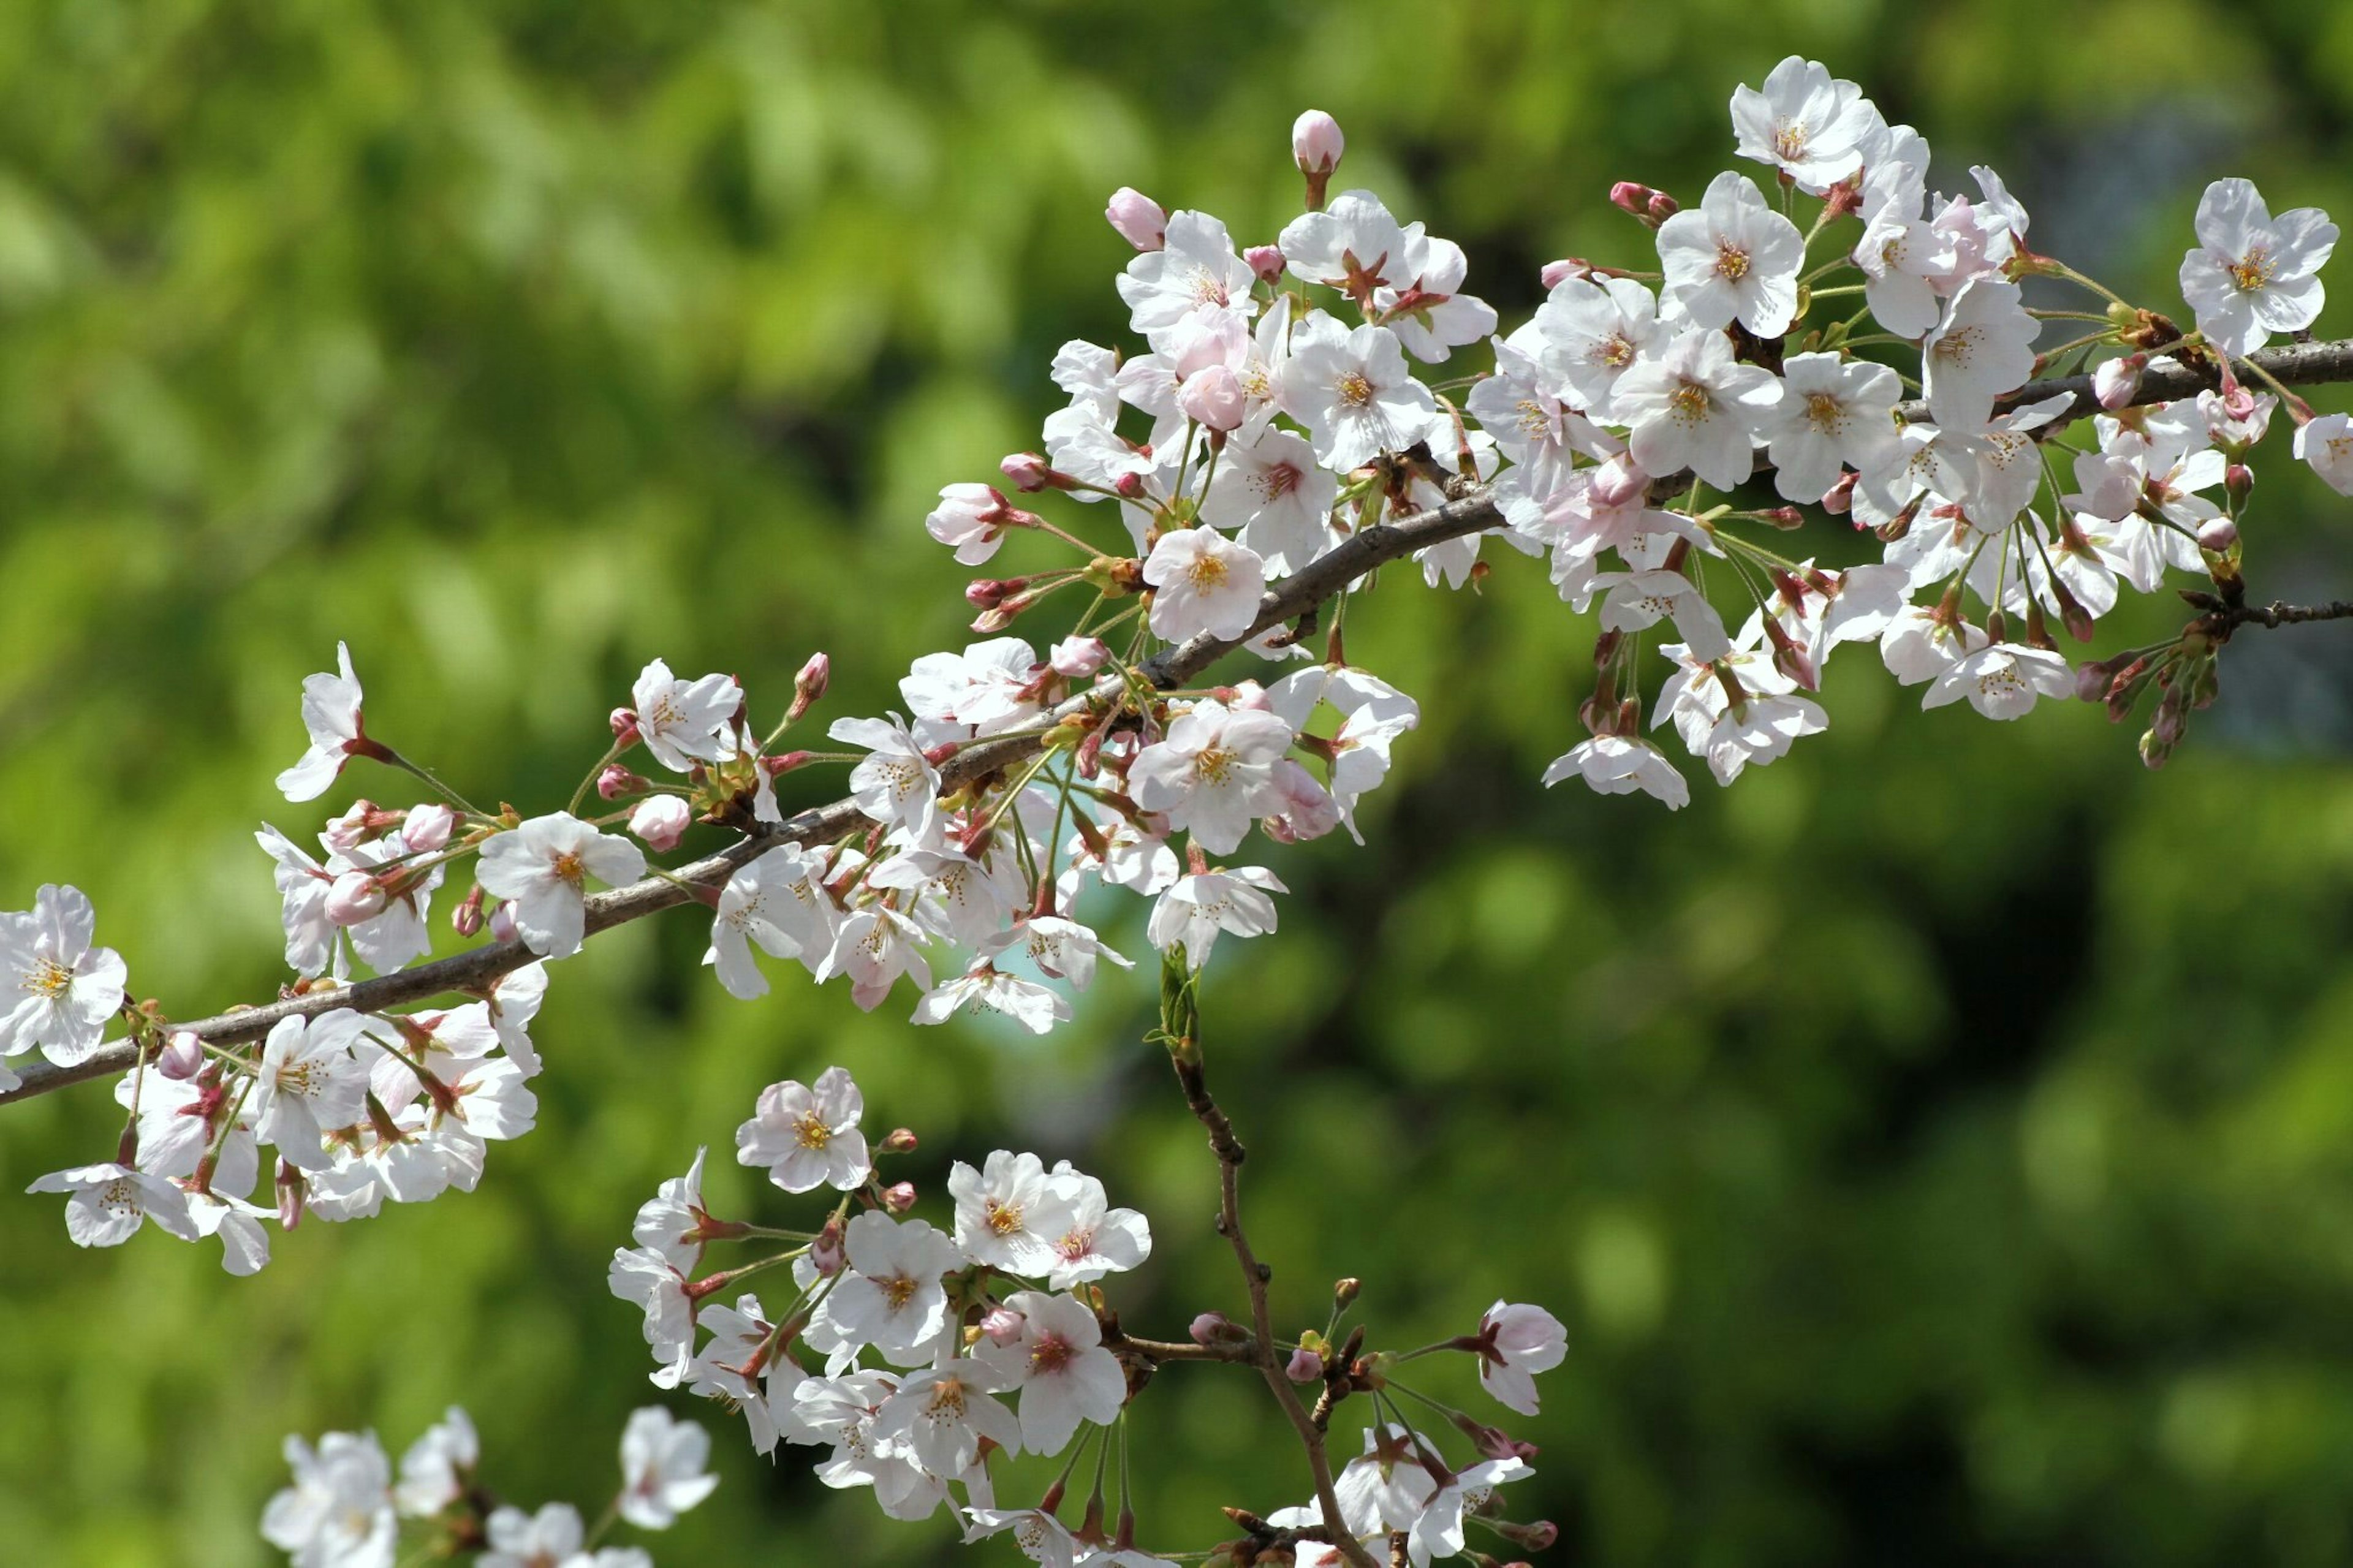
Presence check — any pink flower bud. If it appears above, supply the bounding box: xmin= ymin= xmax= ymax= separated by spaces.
xmin=403 ymin=803 xmax=457 ymax=854
xmin=1590 ymin=455 xmax=1649 ymax=509
xmin=1286 ymin=1346 xmax=1325 ymax=1382
xmin=2197 ymin=515 xmax=2239 ymax=553
xmin=1539 ymin=257 xmax=1590 ymax=289
xmin=489 ymin=902 xmax=519 ymax=944
xmin=764 ymin=749 xmax=814 ymax=776
xmin=628 ymin=795 xmax=692 ymax=852
xmin=1051 ymin=635 xmax=1110 ymax=678
xmin=2094 ymin=353 xmax=2146 ymax=411
xmin=1292 ymin=110 xmax=1344 ymax=175
xmin=879 ymin=1126 xmax=919 ymax=1154
xmin=609 ymin=707 xmax=641 ymax=745
xmin=1608 ymin=182 xmax=1678 ymax=229
xmin=1820 ymin=471 xmax=1859 ymax=515
xmin=1245 ymin=243 xmax=1285 ymax=286
xmin=882 ymin=1181 xmax=917 ymax=1214
xmin=1000 ymin=452 xmax=1056 ymax=492
xmin=2226 ymin=462 xmax=2254 ymax=509
xmin=1104 ymin=186 xmax=1167 ymax=251
xmin=325 ymin=871 xmax=387 ymax=928
xmin=810 ymin=1223 xmax=846 ymax=1278
xmin=979 ymin=1306 xmax=1028 ymax=1346
xmin=322 ymin=800 xmax=378 ymax=854
xmin=1178 ymin=364 xmax=1248 ymax=432
xmin=157 ymin=1029 xmax=204 ymax=1081
xmin=276 ymin=1157 xmax=306 ymax=1230
xmin=786 ymin=651 xmax=831 ymax=724
xmin=1191 ymin=1311 xmax=1249 ymax=1347
xmin=2074 ymin=659 xmax=2115 ymax=703
xmin=596 ymin=763 xmax=646 ymax=801
xmin=452 ymin=884 xmax=486 ymax=937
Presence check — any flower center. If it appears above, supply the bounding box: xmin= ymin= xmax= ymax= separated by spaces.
xmin=1594 ymin=333 xmax=1635 ymax=371
xmin=1256 ymin=462 xmax=1302 ymax=501
xmin=1188 ymin=266 xmax=1229 ymax=307
xmin=1186 ymin=554 xmax=1230 ymax=593
xmin=793 ymin=1110 xmax=832 ymax=1150
xmin=1713 ymin=239 xmax=1751 ymax=282
xmin=1029 ymin=1331 xmax=1074 ymax=1376
xmin=1194 ymin=745 xmax=1237 ymax=786
xmin=1932 ymin=327 xmax=1979 ymax=368
xmin=925 ymin=1377 xmax=969 ymax=1419
xmin=1056 ymin=1226 xmax=1096 ymax=1260
xmin=1978 ymin=664 xmax=2025 ymax=699
xmin=1515 ymin=398 xmax=1554 ymax=439
xmin=551 ymin=852 xmax=585 ymax=887
xmin=1771 ymin=121 xmax=1811 ymax=162
xmin=985 ymin=1197 xmax=1025 ymax=1235
xmin=1336 ymin=370 xmax=1376 ymax=409
xmin=1668 ymin=381 xmax=1713 ymax=424
xmin=2229 ymin=245 xmax=2276 ymax=292
xmin=1802 ymin=392 xmax=1845 ymax=433
xmin=23 ymin=958 xmax=73 ymax=999
xmin=880 ymin=1270 xmax=918 ymax=1311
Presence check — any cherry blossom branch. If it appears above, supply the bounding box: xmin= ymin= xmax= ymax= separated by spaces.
xmin=2212 ymin=597 xmax=2353 ymax=630
xmin=12 ymin=337 xmax=2353 ymax=1112
xmin=1157 ymin=969 xmax=1377 ymax=1568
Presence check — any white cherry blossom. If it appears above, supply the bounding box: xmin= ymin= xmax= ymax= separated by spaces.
xmin=476 ymin=813 xmax=646 ymax=960
xmin=1143 ymin=527 xmax=1266 ymax=642
xmin=1656 ymin=171 xmax=1805 ymax=336
xmin=2179 ymin=178 xmax=2336 ymax=356
xmin=735 ymin=1067 xmax=870 ymax=1194
xmin=0 ymin=883 xmax=126 ymax=1072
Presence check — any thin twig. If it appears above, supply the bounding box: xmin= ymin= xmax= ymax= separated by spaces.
xmin=10 ymin=339 xmax=2353 ymax=1108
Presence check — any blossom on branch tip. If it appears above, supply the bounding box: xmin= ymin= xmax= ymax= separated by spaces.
xmin=1730 ymin=56 xmax=1879 ymax=195
xmin=617 ymin=1406 xmax=719 ymax=1529
xmin=1655 ymin=171 xmax=1805 ymax=336
xmin=2179 ymin=177 xmax=2336 ymax=357
xmin=832 ymin=714 xmax=942 ymax=839
xmin=0 ymin=882 xmax=126 ymax=1071
xmin=1142 ymin=527 xmax=1267 ymax=642
xmin=475 ymin=812 xmax=646 ymax=960
xmin=629 ymin=658 xmax=744 ymax=773
xmin=276 ymin=643 xmax=385 ymax=803
xmin=26 ymin=1161 xmax=199 ymax=1248
xmin=736 ymin=1067 xmax=870 ymax=1194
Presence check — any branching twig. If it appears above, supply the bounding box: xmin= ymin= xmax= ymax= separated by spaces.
xmin=10 ymin=338 xmax=2353 ymax=1108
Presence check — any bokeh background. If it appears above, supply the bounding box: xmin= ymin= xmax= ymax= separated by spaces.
xmin=5 ymin=0 xmax=2353 ymax=1562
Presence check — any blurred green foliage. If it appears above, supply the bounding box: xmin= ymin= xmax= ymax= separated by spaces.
xmin=4 ymin=0 xmax=2353 ymax=1563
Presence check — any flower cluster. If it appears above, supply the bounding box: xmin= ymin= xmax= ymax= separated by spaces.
xmin=608 ymin=1067 xmax=1565 ymax=1564
xmin=262 ymin=1404 xmax=715 ymax=1568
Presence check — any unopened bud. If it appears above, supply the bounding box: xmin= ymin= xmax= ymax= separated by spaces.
xmin=1754 ymin=506 xmax=1805 ymax=531
xmin=2094 ymin=353 xmax=2146 ymax=411
xmin=276 ymin=1158 xmax=306 ymax=1230
xmin=1286 ymin=1346 xmax=1325 ymax=1382
xmin=879 ymin=1126 xmax=919 ymax=1154
xmin=1539 ymin=257 xmax=1590 ymax=289
xmin=2074 ymin=659 xmax=2115 ymax=703
xmin=1589 ymin=455 xmax=1648 ymax=509
xmin=322 ymin=800 xmax=379 ymax=854
xmin=789 ymin=653 xmax=831 ymax=722
xmin=2197 ymin=515 xmax=2240 ymax=553
xmin=1608 ymin=181 xmax=1678 ymax=229
xmin=2225 ymin=463 xmax=2254 ymax=509
xmin=452 ymin=884 xmax=486 ymax=937
xmin=1051 ymin=635 xmax=1110 ymax=678
xmin=1178 ymin=364 xmax=1247 ymax=432
xmin=1113 ymin=471 xmax=1147 ymax=500
xmin=1104 ymin=186 xmax=1167 ymax=252
xmin=1820 ymin=471 xmax=1858 ymax=515
xmin=1291 ymin=110 xmax=1344 ymax=210
xmin=597 ymin=764 xmax=646 ymax=800
xmin=155 ymin=1028 xmax=204 ymax=1081
xmin=403 ymin=802 xmax=457 ymax=853
xmin=965 ymin=576 xmax=1031 ymax=611
xmin=325 ymin=871 xmax=387 ymax=928
xmin=628 ymin=795 xmax=691 ymax=852
xmin=1335 ymin=1277 xmax=1361 ymax=1309
xmin=979 ymin=1306 xmax=1027 ymax=1346
xmin=809 ymin=1219 xmax=846 ymax=1277
xmin=882 ymin=1181 xmax=917 ymax=1214
xmin=609 ymin=707 xmax=640 ymax=745
xmin=999 ymin=452 xmax=1061 ymax=493
xmin=764 ymin=750 xmax=814 ymax=777
xmin=1498 ymin=1521 xmax=1559 ymax=1551
xmin=1191 ymin=1311 xmax=1251 ymax=1347
xmin=1245 ymin=243 xmax=1286 ymax=286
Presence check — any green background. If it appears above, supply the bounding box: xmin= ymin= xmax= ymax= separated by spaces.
xmin=4 ymin=0 xmax=2353 ymax=1562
